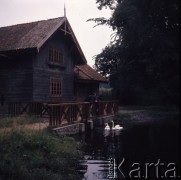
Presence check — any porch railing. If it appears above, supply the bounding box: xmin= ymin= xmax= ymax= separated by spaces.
xmin=5 ymin=101 xmax=119 ymax=128
xmin=8 ymin=102 xmax=49 ymax=117
xmin=49 ymin=101 xmax=119 ymax=128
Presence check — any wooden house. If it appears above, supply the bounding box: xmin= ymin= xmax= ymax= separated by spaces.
xmin=0 ymin=17 xmax=107 ymax=104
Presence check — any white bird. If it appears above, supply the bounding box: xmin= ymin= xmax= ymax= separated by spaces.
xmin=103 ymin=130 xmax=110 ymax=137
xmin=111 ymin=120 xmax=123 ymax=130
xmin=105 ymin=123 xmax=110 ymax=130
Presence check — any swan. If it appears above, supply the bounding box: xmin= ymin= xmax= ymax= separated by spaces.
xmin=104 ymin=130 xmax=110 ymax=137
xmin=111 ymin=120 xmax=123 ymax=130
xmin=105 ymin=123 xmax=110 ymax=130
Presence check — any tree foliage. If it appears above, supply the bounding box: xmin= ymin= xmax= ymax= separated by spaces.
xmin=92 ymin=0 xmax=180 ymax=105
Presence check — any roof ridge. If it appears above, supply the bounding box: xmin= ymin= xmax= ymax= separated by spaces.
xmin=0 ymin=17 xmax=63 ymax=29
xmin=0 ymin=17 xmax=87 ymax=64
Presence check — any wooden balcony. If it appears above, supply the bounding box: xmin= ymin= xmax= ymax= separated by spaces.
xmin=49 ymin=101 xmax=119 ymax=128
xmin=4 ymin=101 xmax=119 ymax=128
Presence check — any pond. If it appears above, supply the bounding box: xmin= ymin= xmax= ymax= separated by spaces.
xmin=74 ymin=119 xmax=180 ymax=180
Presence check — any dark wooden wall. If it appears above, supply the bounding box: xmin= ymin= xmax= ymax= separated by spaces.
xmin=33 ymin=31 xmax=75 ymax=103
xmin=0 ymin=29 xmax=97 ymax=104
xmin=0 ymin=53 xmax=34 ymax=103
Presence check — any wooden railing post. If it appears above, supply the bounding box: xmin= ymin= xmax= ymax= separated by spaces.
xmin=28 ymin=102 xmax=43 ymax=117
xmin=48 ymin=100 xmax=119 ymax=128
xmin=8 ymin=102 xmax=21 ymax=117
xmin=82 ymin=102 xmax=89 ymax=123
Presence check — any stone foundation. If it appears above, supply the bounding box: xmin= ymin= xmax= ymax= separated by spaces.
xmin=53 ymin=115 xmax=115 ymax=136
xmin=54 ymin=123 xmax=85 ymax=137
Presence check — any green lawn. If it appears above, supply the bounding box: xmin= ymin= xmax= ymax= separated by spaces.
xmin=0 ymin=126 xmax=83 ymax=180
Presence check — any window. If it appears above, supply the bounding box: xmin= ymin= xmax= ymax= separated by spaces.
xmin=50 ymin=78 xmax=62 ymax=96
xmin=49 ymin=47 xmax=64 ymax=65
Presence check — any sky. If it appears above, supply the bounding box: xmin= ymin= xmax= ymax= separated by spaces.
xmin=0 ymin=0 xmax=113 ymax=67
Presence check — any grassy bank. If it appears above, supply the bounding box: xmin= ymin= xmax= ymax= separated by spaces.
xmin=0 ymin=115 xmax=40 ymax=128
xmin=0 ymin=118 xmax=83 ymax=180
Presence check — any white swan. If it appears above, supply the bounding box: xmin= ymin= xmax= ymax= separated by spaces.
xmin=105 ymin=123 xmax=110 ymax=130
xmin=111 ymin=120 xmax=123 ymax=130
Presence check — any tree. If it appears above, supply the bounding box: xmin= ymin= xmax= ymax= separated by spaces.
xmin=91 ymin=0 xmax=180 ymax=105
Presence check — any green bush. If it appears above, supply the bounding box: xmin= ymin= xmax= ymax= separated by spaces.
xmin=99 ymin=87 xmax=113 ymax=100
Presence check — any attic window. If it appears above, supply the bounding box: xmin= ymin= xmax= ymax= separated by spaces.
xmin=50 ymin=78 xmax=62 ymax=96
xmin=49 ymin=47 xmax=64 ymax=65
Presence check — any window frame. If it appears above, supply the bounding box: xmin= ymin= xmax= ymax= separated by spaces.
xmin=50 ymin=77 xmax=62 ymax=97
xmin=48 ymin=46 xmax=64 ymax=66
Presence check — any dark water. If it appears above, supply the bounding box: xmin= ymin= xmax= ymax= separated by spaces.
xmin=75 ymin=120 xmax=180 ymax=180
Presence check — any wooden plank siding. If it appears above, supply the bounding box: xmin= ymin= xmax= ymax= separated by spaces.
xmin=33 ymin=69 xmax=74 ymax=102
xmin=0 ymin=54 xmax=34 ymax=103
xmin=32 ymin=31 xmax=75 ymax=103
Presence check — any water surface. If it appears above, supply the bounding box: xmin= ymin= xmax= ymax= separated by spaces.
xmin=75 ymin=119 xmax=180 ymax=179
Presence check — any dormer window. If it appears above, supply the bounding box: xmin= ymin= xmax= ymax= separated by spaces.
xmin=49 ymin=47 xmax=64 ymax=66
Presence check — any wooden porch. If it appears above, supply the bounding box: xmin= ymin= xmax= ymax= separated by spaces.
xmin=1 ymin=101 xmax=119 ymax=128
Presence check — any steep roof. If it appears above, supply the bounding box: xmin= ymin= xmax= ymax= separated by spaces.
xmin=0 ymin=17 xmax=86 ymax=63
xmin=74 ymin=64 xmax=108 ymax=83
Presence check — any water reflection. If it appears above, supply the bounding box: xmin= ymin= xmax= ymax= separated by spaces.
xmin=77 ymin=128 xmax=124 ymax=179
xmin=80 ymin=159 xmax=110 ymax=180
xmin=76 ymin=121 xmax=179 ymax=180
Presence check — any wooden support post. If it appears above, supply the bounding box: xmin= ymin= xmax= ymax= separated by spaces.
xmin=87 ymin=120 xmax=93 ymax=130
xmin=79 ymin=123 xmax=85 ymax=133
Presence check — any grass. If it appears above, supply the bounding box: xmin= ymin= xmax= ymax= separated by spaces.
xmin=0 ymin=115 xmax=40 ymax=128
xmin=0 ymin=117 xmax=83 ymax=180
